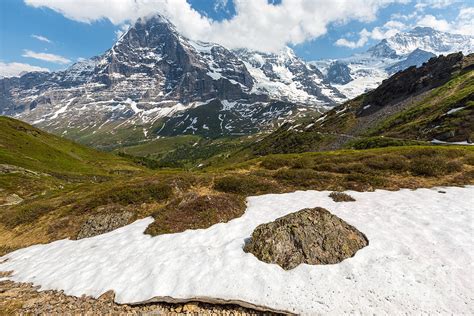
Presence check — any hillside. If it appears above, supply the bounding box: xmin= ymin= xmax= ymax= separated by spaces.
xmin=0 ymin=116 xmax=140 ymax=176
xmin=253 ymin=52 xmax=473 ymax=155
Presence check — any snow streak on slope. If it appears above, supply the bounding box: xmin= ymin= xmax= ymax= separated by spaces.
xmin=1 ymin=186 xmax=473 ymax=314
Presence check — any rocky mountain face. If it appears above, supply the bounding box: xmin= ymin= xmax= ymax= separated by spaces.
xmin=233 ymin=48 xmax=344 ymax=105
xmin=253 ymin=52 xmax=474 ymax=154
xmin=0 ymin=15 xmax=341 ymax=146
xmin=314 ymin=27 xmax=474 ymax=99
xmin=324 ymin=62 xmax=353 ymax=85
xmin=385 ymin=48 xmax=436 ymax=74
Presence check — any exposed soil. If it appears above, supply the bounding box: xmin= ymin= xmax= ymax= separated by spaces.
xmin=0 ymin=280 xmax=285 ymax=316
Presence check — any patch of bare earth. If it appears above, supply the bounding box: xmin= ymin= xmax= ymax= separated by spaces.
xmin=0 ymin=280 xmax=285 ymax=316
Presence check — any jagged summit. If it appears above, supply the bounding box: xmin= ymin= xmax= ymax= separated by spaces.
xmin=0 ymin=13 xmax=343 ymax=146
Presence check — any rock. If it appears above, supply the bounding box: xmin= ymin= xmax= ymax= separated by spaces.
xmin=1 ymin=194 xmax=24 ymax=206
xmin=324 ymin=62 xmax=352 ymax=85
xmin=183 ymin=302 xmax=200 ymax=312
xmin=98 ymin=290 xmax=115 ymax=302
xmin=329 ymin=192 xmax=355 ymax=202
xmin=243 ymin=207 xmax=368 ymax=270
xmin=76 ymin=211 xmax=135 ymax=239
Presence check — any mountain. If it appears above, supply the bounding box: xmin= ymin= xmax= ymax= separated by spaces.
xmin=252 ymin=52 xmax=474 ymax=155
xmin=313 ymin=27 xmax=474 ymax=99
xmin=0 ymin=15 xmax=341 ymax=147
xmin=383 ymin=27 xmax=474 ymax=56
xmin=233 ymin=48 xmax=344 ymax=104
xmin=385 ymin=48 xmax=436 ymax=74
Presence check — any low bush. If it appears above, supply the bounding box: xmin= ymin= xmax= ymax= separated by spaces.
xmin=409 ymin=157 xmax=463 ymax=177
xmin=365 ymin=154 xmax=409 ymax=171
xmin=291 ymin=157 xmax=314 ymax=169
xmin=74 ymin=181 xmax=172 ymax=213
xmin=214 ymin=175 xmax=276 ymax=195
xmin=145 ymin=193 xmax=246 ymax=236
xmin=260 ymin=156 xmax=292 ymax=170
xmin=346 ymin=137 xmax=423 ymax=149
xmin=273 ymin=169 xmax=332 ymax=188
xmin=1 ymin=201 xmax=56 ymax=228
xmin=345 ymin=173 xmax=386 ymax=187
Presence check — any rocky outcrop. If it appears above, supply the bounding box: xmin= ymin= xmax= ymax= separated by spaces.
xmin=359 ymin=52 xmax=465 ymax=115
xmin=329 ymin=192 xmax=356 ymax=202
xmin=244 ymin=208 xmax=368 ymax=270
xmin=76 ymin=210 xmax=135 ymax=239
xmin=325 ymin=62 xmax=352 ymax=85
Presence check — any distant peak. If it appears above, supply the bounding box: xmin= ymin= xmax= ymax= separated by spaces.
xmin=409 ymin=26 xmax=436 ymax=35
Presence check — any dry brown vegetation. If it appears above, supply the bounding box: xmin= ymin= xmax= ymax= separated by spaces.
xmin=1 ymin=146 xmax=473 ymax=257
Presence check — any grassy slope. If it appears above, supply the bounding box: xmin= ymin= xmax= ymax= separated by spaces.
xmin=0 ymin=116 xmax=140 ymax=176
xmin=368 ymin=70 xmax=474 ymax=141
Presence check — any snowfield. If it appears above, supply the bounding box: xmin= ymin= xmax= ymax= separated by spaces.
xmin=1 ymin=187 xmax=473 ymax=314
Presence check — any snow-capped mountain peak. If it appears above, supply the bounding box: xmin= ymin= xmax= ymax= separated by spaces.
xmin=385 ymin=27 xmax=474 ymax=56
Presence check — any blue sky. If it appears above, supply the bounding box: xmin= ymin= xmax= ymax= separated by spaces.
xmin=0 ymin=0 xmax=472 ymax=76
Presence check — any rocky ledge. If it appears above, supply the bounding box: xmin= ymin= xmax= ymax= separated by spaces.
xmin=244 ymin=207 xmax=368 ymax=270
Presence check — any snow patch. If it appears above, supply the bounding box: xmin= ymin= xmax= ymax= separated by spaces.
xmin=1 ymin=187 xmax=473 ymax=314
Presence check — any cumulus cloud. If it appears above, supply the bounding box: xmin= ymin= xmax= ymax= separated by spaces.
xmin=335 ymin=29 xmax=372 ymax=48
xmin=415 ymin=0 xmax=461 ymax=11
xmin=31 ymin=34 xmax=52 ymax=43
xmin=335 ymin=20 xmax=407 ymax=49
xmin=417 ymin=15 xmax=451 ymax=32
xmin=22 ymin=50 xmax=71 ymax=64
xmin=417 ymin=8 xmax=474 ymax=36
xmin=335 ymin=3 xmax=473 ymax=49
xmin=0 ymin=62 xmax=49 ymax=78
xmin=24 ymin=0 xmax=409 ymax=52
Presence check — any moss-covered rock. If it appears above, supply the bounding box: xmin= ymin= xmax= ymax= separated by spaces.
xmin=243 ymin=207 xmax=368 ymax=270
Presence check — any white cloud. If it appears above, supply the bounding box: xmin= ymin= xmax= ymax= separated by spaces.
xmin=335 ymin=29 xmax=372 ymax=48
xmin=417 ymin=15 xmax=451 ymax=32
xmin=335 ymin=3 xmax=474 ymax=49
xmin=415 ymin=0 xmax=460 ymax=11
xmin=31 ymin=34 xmax=52 ymax=43
xmin=22 ymin=50 xmax=71 ymax=64
xmin=24 ymin=0 xmax=409 ymax=52
xmin=454 ymin=7 xmax=474 ymax=36
xmin=214 ymin=0 xmax=229 ymax=12
xmin=335 ymin=20 xmax=407 ymax=49
xmin=417 ymin=8 xmax=474 ymax=36
xmin=0 ymin=62 xmax=49 ymax=78
xmin=115 ymin=24 xmax=131 ymax=40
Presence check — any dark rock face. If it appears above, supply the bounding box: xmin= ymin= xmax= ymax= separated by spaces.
xmin=368 ymin=39 xmax=398 ymax=59
xmin=0 ymin=14 xmax=341 ymax=145
xmin=243 ymin=207 xmax=368 ymax=270
xmin=325 ymin=62 xmax=352 ymax=85
xmin=358 ymin=52 xmax=465 ymax=116
xmin=76 ymin=210 xmax=135 ymax=239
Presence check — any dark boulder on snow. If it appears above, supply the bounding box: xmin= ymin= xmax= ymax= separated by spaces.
xmin=244 ymin=207 xmax=368 ymax=270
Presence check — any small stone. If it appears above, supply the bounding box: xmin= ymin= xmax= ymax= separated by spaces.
xmin=183 ymin=302 xmax=200 ymax=312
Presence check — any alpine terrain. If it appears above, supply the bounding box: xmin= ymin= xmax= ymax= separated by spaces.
xmin=1 ymin=2 xmax=474 ymax=315
xmin=0 ymin=15 xmax=343 ymax=147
